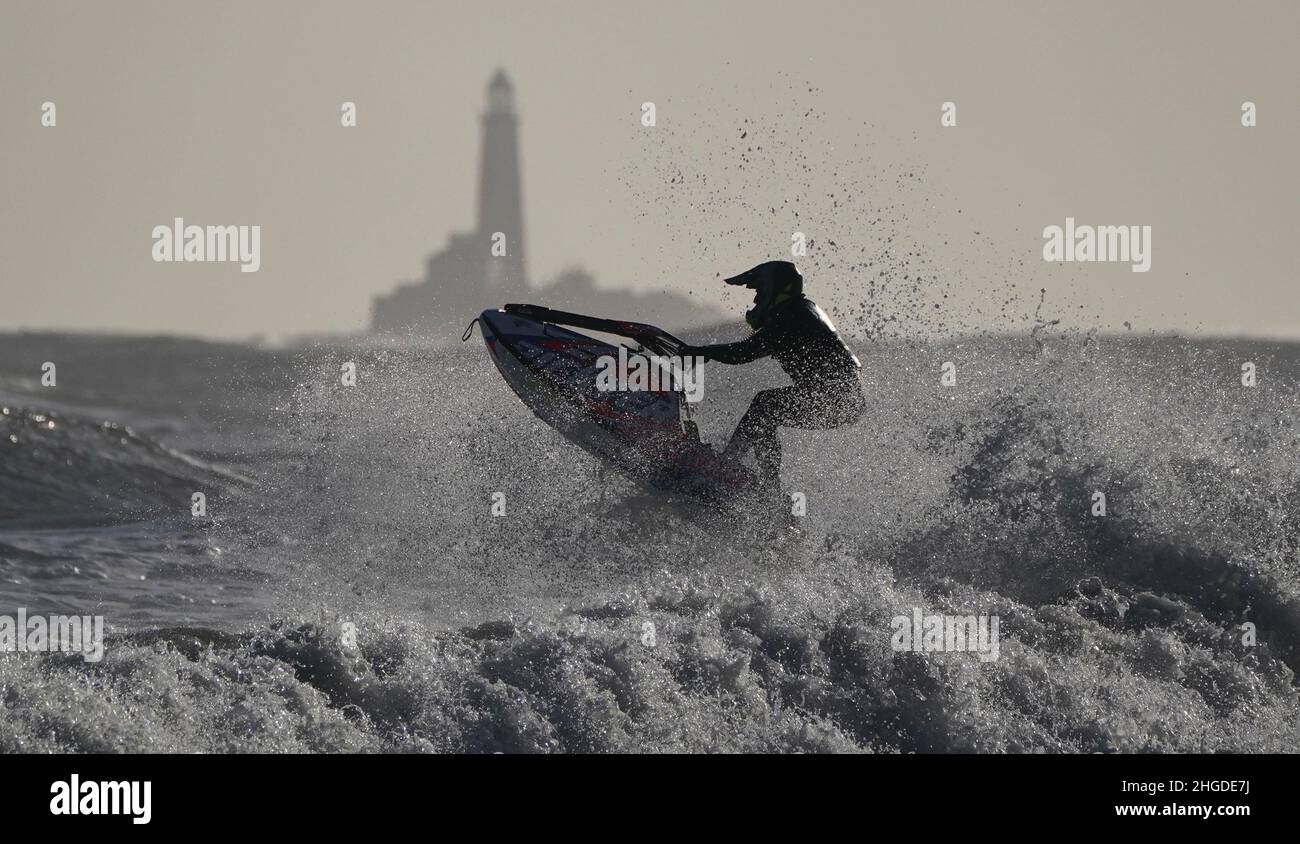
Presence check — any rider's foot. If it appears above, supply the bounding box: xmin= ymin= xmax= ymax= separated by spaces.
xmin=758 ymin=488 xmax=804 ymax=540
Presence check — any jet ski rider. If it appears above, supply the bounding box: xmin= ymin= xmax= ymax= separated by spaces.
xmin=678 ymin=260 xmax=865 ymax=496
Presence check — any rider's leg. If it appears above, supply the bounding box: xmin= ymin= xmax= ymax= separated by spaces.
xmin=726 ymin=387 xmax=803 ymax=489
xmin=726 ymin=381 xmax=866 ymax=485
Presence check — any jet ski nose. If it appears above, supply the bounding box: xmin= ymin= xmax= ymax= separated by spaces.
xmin=478 ymin=307 xmax=508 ymax=331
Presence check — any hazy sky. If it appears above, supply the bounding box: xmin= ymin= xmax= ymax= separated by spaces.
xmin=3 ymin=0 xmax=1297 ymax=340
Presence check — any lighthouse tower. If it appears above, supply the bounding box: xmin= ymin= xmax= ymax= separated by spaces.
xmin=477 ymin=69 xmax=527 ymax=299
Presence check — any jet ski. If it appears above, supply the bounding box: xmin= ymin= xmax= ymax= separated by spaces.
xmin=475 ymin=304 xmax=761 ymax=503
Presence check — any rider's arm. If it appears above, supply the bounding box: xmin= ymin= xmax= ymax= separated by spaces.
xmin=686 ymin=330 xmax=770 ymax=365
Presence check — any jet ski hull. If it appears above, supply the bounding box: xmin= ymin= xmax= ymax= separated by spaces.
xmin=478 ymin=307 xmax=758 ymax=502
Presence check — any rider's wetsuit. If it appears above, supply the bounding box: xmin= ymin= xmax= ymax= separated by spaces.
xmin=690 ymin=295 xmax=865 ymax=491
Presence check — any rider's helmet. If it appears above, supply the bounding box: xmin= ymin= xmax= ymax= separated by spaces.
xmin=724 ymin=261 xmax=804 ymax=329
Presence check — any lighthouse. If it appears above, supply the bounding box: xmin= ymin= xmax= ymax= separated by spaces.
xmin=370 ymin=68 xmax=723 ymax=342
xmin=477 ymin=69 xmax=527 ymax=299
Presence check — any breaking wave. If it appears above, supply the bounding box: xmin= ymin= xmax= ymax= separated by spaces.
xmin=2 ymin=333 xmax=1298 ymax=752
xmin=0 ymin=406 xmax=246 ymax=529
